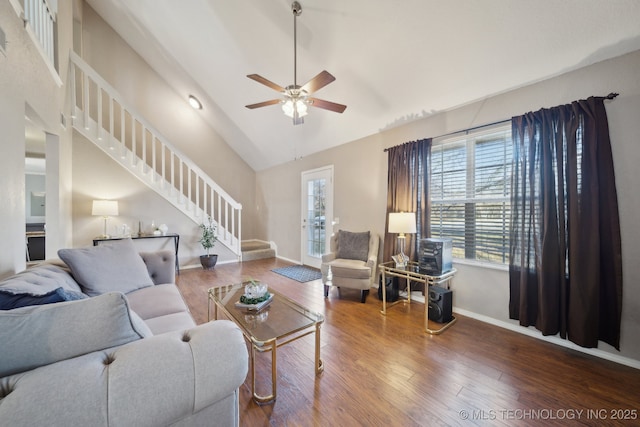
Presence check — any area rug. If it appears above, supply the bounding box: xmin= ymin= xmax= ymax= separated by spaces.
xmin=272 ymin=265 xmax=322 ymax=283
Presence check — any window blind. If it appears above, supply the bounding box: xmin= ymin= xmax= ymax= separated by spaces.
xmin=430 ymin=126 xmax=512 ymax=264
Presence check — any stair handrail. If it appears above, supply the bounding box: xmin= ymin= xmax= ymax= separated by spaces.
xmin=69 ymin=51 xmax=242 ymax=258
xmin=69 ymin=51 xmax=242 ymax=211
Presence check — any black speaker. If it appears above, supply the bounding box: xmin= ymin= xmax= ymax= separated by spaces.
xmin=428 ymin=285 xmax=452 ymax=323
xmin=377 ymin=275 xmax=399 ymax=302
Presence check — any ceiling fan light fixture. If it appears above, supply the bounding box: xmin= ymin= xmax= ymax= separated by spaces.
xmin=245 ymin=1 xmax=346 ymax=124
xmin=188 ymin=95 xmax=202 ymax=110
xmin=281 ymin=98 xmax=308 ymax=118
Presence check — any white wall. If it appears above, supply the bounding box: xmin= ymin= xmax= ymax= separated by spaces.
xmin=71 ymin=135 xmax=237 ymax=266
xmin=0 ymin=0 xmax=74 ymax=277
xmin=257 ymin=50 xmax=640 ymax=365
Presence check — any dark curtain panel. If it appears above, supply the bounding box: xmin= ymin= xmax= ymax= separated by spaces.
xmin=509 ymin=96 xmax=623 ymax=349
xmin=384 ymin=139 xmax=432 ymax=262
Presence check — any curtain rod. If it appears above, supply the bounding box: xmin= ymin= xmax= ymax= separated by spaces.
xmin=384 ymin=92 xmax=619 ymax=152
xmin=383 ymin=118 xmax=510 ymax=152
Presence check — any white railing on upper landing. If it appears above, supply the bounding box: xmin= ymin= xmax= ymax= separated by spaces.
xmin=11 ymin=0 xmax=61 ymax=84
xmin=68 ymin=51 xmax=242 ymax=258
xmin=23 ymin=0 xmax=55 ymax=65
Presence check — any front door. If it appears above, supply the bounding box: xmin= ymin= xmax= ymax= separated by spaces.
xmin=301 ymin=166 xmax=333 ymax=268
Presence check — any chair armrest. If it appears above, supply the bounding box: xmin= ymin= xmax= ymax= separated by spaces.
xmin=366 ymin=234 xmax=380 ymax=266
xmin=108 ymin=320 xmax=248 ymax=416
xmin=366 ymin=255 xmax=377 ymax=269
xmin=1 ymin=320 xmax=248 ymax=426
xmin=321 ymin=252 xmax=336 ymax=263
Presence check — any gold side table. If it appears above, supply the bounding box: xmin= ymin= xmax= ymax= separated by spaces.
xmin=379 ymin=261 xmax=457 ymax=334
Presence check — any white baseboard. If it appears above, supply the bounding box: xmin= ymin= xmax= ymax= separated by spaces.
xmin=453 ymin=307 xmax=640 ymax=370
xmin=276 ymin=255 xmax=301 ymax=265
xmin=180 ymin=258 xmax=238 ymax=271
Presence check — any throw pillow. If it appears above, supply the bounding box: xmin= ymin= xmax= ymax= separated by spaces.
xmin=336 ymin=230 xmax=370 ymax=262
xmin=0 ymin=292 xmax=151 ymax=377
xmin=58 ymin=239 xmax=154 ymax=297
xmin=0 ymin=288 xmax=64 ymax=310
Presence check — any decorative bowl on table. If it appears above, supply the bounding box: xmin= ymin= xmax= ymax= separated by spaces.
xmin=235 ymin=281 xmax=272 ymax=311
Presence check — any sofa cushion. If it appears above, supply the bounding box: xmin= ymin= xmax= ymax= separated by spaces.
xmin=125 ymin=284 xmax=191 ymax=320
xmin=143 ymin=312 xmax=197 ymax=335
xmin=58 ymin=239 xmax=153 ymax=297
xmin=0 ymin=292 xmax=151 ymax=377
xmin=0 ymin=287 xmax=86 ymax=310
xmin=336 ymin=230 xmax=370 ymax=262
xmin=326 ymin=258 xmax=371 ymax=279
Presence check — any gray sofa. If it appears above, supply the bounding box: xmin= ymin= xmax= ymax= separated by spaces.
xmin=0 ymin=239 xmax=248 ymax=427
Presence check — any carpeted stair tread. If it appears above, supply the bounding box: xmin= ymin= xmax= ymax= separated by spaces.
xmin=241 ymin=241 xmax=271 ymax=252
xmin=241 ymin=240 xmax=275 ymax=262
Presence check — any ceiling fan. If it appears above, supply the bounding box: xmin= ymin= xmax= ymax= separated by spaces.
xmin=245 ymin=1 xmax=347 ymax=125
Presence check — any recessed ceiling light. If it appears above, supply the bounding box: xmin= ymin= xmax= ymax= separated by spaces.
xmin=188 ymin=95 xmax=202 ymax=110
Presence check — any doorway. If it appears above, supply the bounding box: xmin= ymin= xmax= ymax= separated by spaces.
xmin=25 ymin=119 xmax=46 ymax=262
xmin=301 ymin=166 xmax=333 ymax=268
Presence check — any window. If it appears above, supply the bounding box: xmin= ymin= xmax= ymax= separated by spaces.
xmin=430 ymin=125 xmax=512 ymax=264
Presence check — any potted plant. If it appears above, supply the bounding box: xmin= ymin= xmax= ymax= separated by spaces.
xmin=198 ymin=216 xmax=218 ymax=270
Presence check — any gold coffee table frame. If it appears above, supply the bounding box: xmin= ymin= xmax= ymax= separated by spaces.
xmin=208 ymin=283 xmax=324 ymax=404
xmin=379 ymin=261 xmax=457 ymax=334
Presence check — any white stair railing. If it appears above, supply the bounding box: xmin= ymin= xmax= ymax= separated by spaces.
xmin=68 ymin=51 xmax=242 ymax=258
xmin=24 ymin=0 xmax=55 ymax=65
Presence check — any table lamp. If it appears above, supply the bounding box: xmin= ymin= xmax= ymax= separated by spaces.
xmin=92 ymin=200 xmax=119 ymax=238
xmin=388 ymin=212 xmax=416 ymax=268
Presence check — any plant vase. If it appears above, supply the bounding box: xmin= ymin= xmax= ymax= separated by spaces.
xmin=200 ymin=254 xmax=218 ymax=270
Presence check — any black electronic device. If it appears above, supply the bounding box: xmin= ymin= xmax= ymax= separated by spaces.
xmin=427 ymin=285 xmax=453 ymax=323
xmin=377 ymin=275 xmax=399 ymax=302
xmin=419 ymin=238 xmax=453 ymax=275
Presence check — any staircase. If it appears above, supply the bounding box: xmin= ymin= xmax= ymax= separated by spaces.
xmin=68 ymin=51 xmax=242 ymax=259
xmin=241 ymin=240 xmax=276 ymax=262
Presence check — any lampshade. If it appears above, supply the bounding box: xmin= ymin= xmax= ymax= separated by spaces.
xmin=388 ymin=212 xmax=416 ymax=234
xmin=92 ymin=200 xmax=119 ymax=217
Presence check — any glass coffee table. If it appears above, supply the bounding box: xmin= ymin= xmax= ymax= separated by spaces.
xmin=208 ymin=283 xmax=324 ymax=404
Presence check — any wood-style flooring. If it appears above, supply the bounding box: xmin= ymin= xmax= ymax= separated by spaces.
xmin=176 ymin=258 xmax=640 ymax=426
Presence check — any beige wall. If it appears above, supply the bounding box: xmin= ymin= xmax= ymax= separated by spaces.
xmin=74 ymin=4 xmax=258 ymax=249
xmin=257 ymin=50 xmax=640 ymax=365
xmin=71 ymin=134 xmax=237 ymax=265
xmin=0 ymin=0 xmax=74 ymax=277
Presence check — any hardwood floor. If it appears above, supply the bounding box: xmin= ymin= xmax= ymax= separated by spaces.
xmin=176 ymin=258 xmax=640 ymax=426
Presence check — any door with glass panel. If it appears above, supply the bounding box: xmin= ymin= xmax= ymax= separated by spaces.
xmin=301 ymin=166 xmax=333 ymax=268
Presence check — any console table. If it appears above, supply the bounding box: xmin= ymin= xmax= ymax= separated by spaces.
xmin=379 ymin=261 xmax=457 ymax=335
xmin=93 ymin=233 xmax=180 ymax=274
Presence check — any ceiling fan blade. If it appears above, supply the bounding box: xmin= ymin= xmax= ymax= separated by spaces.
xmin=245 ymin=99 xmax=282 ymax=109
xmin=301 ymin=70 xmax=336 ymax=94
xmin=308 ymin=97 xmax=347 ymax=113
xmin=247 ymin=74 xmax=286 ymax=93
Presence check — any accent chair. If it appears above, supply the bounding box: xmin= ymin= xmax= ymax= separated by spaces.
xmin=321 ymin=230 xmax=379 ymax=303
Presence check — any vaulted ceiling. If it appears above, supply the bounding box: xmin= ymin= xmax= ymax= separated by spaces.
xmin=86 ymin=0 xmax=640 ymax=171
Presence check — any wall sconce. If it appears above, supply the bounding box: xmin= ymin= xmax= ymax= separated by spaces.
xmin=388 ymin=212 xmax=416 ymax=267
xmin=92 ymin=200 xmax=119 ymax=238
